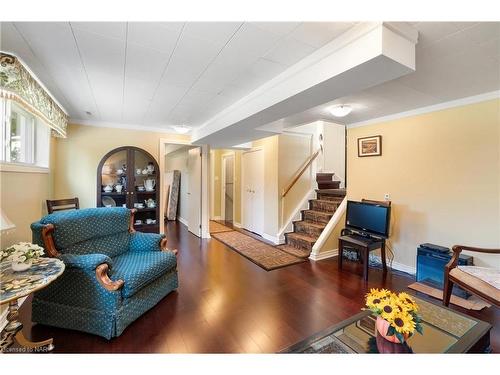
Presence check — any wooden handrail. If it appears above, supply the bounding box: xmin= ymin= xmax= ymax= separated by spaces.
xmin=281 ymin=148 xmax=321 ymax=199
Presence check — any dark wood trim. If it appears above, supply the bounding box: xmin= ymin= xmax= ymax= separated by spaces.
xmin=361 ymin=198 xmax=391 ymax=207
xmin=357 ymin=135 xmax=382 ymax=157
xmin=129 ymin=209 xmax=137 ymax=233
xmin=160 ymin=237 xmax=178 ymax=256
xmin=95 ymin=264 xmax=124 ymax=291
xmin=46 ymin=198 xmax=80 ymax=214
xmin=444 ymin=245 xmax=500 ymax=307
xmin=41 ymin=224 xmax=60 ymax=258
xmin=97 ymin=146 xmax=160 ymax=233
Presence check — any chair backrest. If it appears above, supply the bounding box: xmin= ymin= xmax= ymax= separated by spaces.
xmin=32 ymin=207 xmax=131 ymax=258
xmin=46 ymin=198 xmax=80 ymax=214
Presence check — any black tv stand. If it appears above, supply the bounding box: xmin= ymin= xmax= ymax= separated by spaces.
xmin=338 ymin=228 xmax=387 ymax=281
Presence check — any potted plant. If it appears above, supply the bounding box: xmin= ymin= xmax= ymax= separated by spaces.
xmin=1 ymin=242 xmax=44 ymax=271
xmin=365 ymin=288 xmax=423 ymax=344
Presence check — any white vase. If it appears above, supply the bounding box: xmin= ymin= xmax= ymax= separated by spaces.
xmin=12 ymin=259 xmax=32 ymax=272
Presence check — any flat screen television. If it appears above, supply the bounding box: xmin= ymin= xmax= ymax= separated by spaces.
xmin=345 ymin=200 xmax=391 ymax=238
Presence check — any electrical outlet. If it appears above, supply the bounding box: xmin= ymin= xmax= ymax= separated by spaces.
xmin=384 ymin=194 xmax=390 ymax=201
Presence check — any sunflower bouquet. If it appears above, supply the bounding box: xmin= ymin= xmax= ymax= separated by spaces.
xmin=365 ymin=288 xmax=423 ymax=344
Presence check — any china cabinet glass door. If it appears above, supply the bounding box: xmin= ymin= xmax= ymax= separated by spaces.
xmin=97 ymin=146 xmax=160 ymax=233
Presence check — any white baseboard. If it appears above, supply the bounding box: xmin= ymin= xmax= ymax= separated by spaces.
xmin=309 ymin=249 xmax=339 ymax=261
xmin=211 ymin=216 xmax=222 ymax=221
xmin=177 ymin=216 xmax=188 ymax=226
xmin=233 ymin=221 xmax=242 ymax=228
xmin=262 ymin=232 xmax=283 ymax=245
xmin=371 ymin=255 xmax=416 ymax=275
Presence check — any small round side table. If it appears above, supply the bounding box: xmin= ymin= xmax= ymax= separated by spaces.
xmin=0 ymin=257 xmax=65 ymax=353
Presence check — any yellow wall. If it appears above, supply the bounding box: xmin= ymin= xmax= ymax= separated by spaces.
xmin=345 ymin=99 xmax=500 ymax=268
xmin=278 ymin=134 xmax=313 ymax=227
xmin=54 ymin=123 xmax=189 ymax=208
xmin=0 ymin=137 xmax=57 ymax=248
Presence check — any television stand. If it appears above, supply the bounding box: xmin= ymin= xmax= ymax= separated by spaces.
xmin=338 ymin=228 xmax=387 ymax=281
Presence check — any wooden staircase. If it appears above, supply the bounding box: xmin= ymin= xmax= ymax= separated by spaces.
xmin=277 ymin=173 xmax=345 ymax=259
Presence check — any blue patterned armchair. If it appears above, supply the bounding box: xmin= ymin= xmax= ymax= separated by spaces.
xmin=31 ymin=207 xmax=178 ymax=339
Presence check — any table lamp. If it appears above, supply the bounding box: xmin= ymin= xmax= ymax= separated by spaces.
xmin=0 ymin=208 xmax=16 ymax=235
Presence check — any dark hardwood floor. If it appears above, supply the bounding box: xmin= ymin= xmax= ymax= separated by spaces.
xmin=18 ymin=221 xmax=498 ymax=353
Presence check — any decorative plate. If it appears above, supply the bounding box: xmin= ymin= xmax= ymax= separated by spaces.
xmin=102 ymin=196 xmax=116 ymax=207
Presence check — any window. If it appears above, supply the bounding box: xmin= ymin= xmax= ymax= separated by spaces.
xmin=1 ymin=99 xmax=50 ymax=169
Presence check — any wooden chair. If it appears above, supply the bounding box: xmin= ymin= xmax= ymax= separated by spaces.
xmin=46 ymin=198 xmax=80 ymax=214
xmin=443 ymin=245 xmax=500 ymax=307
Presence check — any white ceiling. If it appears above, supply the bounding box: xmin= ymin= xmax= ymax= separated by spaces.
xmin=0 ymin=21 xmax=356 ymax=132
xmin=273 ymin=22 xmax=500 ymax=129
xmin=1 ymin=21 xmax=498 ymax=137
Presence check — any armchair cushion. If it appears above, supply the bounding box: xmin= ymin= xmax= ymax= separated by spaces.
xmin=59 ymin=253 xmax=112 ymax=271
xmin=129 ymin=232 xmax=165 ymax=252
xmin=449 ymin=267 xmax=500 ymax=303
xmin=457 ymin=266 xmax=500 ymax=289
xmin=112 ymin=251 xmax=177 ymax=298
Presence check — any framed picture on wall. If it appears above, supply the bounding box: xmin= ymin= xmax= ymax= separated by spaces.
xmin=357 ymin=135 xmax=382 ymax=157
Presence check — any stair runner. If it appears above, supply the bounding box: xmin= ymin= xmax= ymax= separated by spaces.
xmin=277 ymin=174 xmax=346 ymax=259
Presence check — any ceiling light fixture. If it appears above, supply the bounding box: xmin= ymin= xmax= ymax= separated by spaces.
xmin=172 ymin=125 xmax=191 ymax=134
xmin=328 ymin=105 xmax=352 ymax=117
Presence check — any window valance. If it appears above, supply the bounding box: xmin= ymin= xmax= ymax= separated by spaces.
xmin=0 ymin=52 xmax=68 ymax=138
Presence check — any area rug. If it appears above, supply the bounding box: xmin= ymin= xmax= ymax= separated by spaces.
xmin=211 ymin=231 xmax=306 ymax=271
xmin=209 ymin=220 xmax=233 ymax=234
xmin=408 ymin=282 xmax=491 ymax=310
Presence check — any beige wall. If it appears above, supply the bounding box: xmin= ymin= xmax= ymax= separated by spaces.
xmin=343 ymin=99 xmax=499 ymax=268
xmin=0 ymin=137 xmax=57 ymax=248
xmin=251 ymin=136 xmax=280 ymax=236
xmin=278 ymin=133 xmax=313 ymax=228
xmin=54 ymin=123 xmax=189 ymax=209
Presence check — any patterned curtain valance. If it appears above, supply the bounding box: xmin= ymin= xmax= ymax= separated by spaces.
xmin=0 ymin=52 xmax=68 ymax=138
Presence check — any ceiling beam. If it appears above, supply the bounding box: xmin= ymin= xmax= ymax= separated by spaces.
xmin=192 ymin=22 xmax=418 ymax=148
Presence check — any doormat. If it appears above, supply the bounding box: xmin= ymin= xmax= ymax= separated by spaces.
xmin=408 ymin=282 xmax=491 ymax=311
xmin=211 ymin=230 xmax=306 ymax=271
xmin=209 ymin=220 xmax=233 ymax=234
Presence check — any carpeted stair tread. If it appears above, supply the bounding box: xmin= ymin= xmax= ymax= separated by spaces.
xmin=285 ymin=232 xmax=317 ymax=244
xmin=294 ymin=220 xmax=326 ymax=229
xmin=302 ymin=209 xmax=333 ymax=217
xmin=309 ymin=199 xmax=340 ymax=212
xmin=315 ymin=188 xmax=346 ymax=196
xmin=277 ymin=244 xmax=311 ymax=259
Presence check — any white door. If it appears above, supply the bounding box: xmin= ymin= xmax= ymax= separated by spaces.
xmin=241 ymin=149 xmax=264 ymax=235
xmin=187 ymin=147 xmax=202 ymax=236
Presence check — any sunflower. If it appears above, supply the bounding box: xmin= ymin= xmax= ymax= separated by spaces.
xmin=377 ymin=288 xmax=393 ymax=298
xmin=389 ymin=310 xmax=416 ymax=335
xmin=379 ymin=297 xmax=399 ymax=321
xmin=366 ymin=294 xmax=385 ymax=310
xmin=398 ymin=292 xmax=419 ymax=312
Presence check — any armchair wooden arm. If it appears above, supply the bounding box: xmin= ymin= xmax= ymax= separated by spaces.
xmin=443 ymin=244 xmax=500 ymax=307
xmin=96 ymin=264 xmax=124 ymax=291
xmin=41 ymin=224 xmax=124 ymax=291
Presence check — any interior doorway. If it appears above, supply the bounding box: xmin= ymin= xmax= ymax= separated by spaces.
xmin=221 ymin=153 xmax=235 ymax=223
xmin=241 ymin=148 xmax=264 ymax=236
xmin=160 ymin=141 xmax=203 ymax=237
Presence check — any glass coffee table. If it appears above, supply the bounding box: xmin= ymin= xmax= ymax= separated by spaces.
xmin=282 ymin=296 xmax=492 ymax=353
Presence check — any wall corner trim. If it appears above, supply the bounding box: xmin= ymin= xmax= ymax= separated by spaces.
xmin=347 ymin=90 xmax=500 ymax=129
xmin=309 ymin=249 xmax=338 ymax=261
xmin=310 ymin=197 xmax=347 ymax=256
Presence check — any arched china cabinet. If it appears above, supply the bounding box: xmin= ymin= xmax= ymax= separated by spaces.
xmin=97 ymin=146 xmax=160 ymax=233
